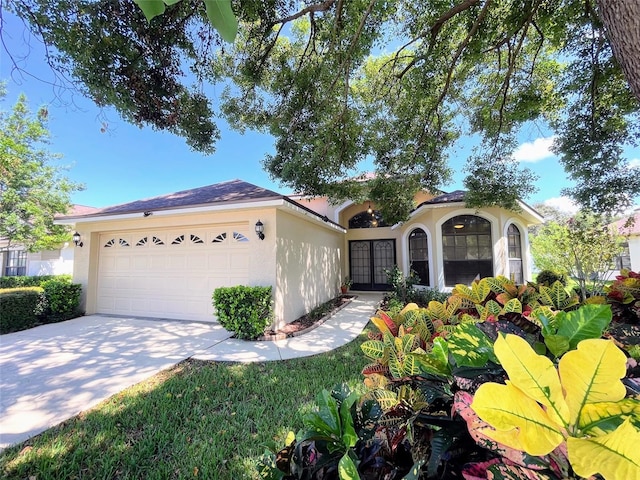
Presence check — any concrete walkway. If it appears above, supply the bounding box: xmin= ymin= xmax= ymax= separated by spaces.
xmin=0 ymin=292 xmax=381 ymax=450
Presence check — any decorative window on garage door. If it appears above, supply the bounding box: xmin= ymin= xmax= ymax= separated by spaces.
xmin=104 ymin=238 xmax=131 ymax=248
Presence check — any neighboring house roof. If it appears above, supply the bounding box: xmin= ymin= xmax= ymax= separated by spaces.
xmin=612 ymin=210 xmax=640 ymax=236
xmin=56 ymin=179 xmax=345 ymax=230
xmin=65 ymin=205 xmax=101 ymax=216
xmin=410 ymin=189 xmax=543 ymax=225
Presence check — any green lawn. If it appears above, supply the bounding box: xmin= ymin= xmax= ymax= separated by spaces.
xmin=1 ymin=326 xmax=372 ymax=480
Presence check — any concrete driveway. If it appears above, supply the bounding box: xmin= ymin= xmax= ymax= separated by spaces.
xmin=0 ymin=293 xmax=382 ymax=451
xmin=0 ymin=315 xmax=233 ymax=449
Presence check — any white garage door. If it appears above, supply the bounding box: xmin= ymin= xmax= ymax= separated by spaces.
xmin=97 ymin=225 xmax=250 ymax=322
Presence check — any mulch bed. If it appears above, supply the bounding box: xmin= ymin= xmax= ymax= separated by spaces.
xmin=257 ymin=294 xmax=356 ymax=341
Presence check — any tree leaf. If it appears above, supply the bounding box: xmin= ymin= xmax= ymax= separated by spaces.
xmin=567 ymin=419 xmax=640 ymax=479
xmin=133 ymin=0 xmax=167 ymax=22
xmin=559 ymin=339 xmax=627 ymax=425
xmin=203 ymin=0 xmax=238 ymax=43
xmin=493 ymin=334 xmax=570 ymax=426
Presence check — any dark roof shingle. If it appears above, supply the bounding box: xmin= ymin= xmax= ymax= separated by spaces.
xmin=60 ymin=179 xmax=283 ymax=218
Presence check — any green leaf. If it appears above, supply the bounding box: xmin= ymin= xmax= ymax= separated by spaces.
xmin=338 ymin=451 xmax=361 ymax=480
xmin=133 ymin=0 xmax=167 ymax=22
xmin=361 ymin=340 xmax=385 ymax=360
xmin=339 ymin=392 xmax=359 ymax=448
xmin=555 ymin=304 xmax=612 ymax=349
xmin=304 ymin=390 xmax=340 ymax=438
xmin=388 ymin=351 xmax=404 ymax=379
xmin=415 ymin=337 xmax=451 ymax=376
xmin=372 ymin=389 xmax=398 ymax=410
xmin=579 ymin=398 xmax=640 ymax=435
xmin=544 ymin=334 xmax=570 ymax=358
xmin=503 ymin=298 xmax=523 ymax=314
xmin=447 ymin=322 xmax=497 ymax=367
xmin=204 ymin=0 xmax=238 ymax=43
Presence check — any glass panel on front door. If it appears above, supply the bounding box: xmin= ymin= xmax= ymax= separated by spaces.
xmin=349 ymin=239 xmax=396 ymax=290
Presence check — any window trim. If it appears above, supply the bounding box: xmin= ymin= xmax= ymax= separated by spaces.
xmin=506 ymin=223 xmax=524 ymax=284
xmin=402 ymin=224 xmax=433 ymax=287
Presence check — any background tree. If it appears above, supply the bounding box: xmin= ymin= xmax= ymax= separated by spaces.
xmin=0 ymin=92 xmax=83 ymax=252
xmin=530 ymin=211 xmax=624 ymax=299
xmin=4 ymin=0 xmax=639 ymax=222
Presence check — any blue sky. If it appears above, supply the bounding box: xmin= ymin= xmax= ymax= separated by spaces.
xmin=2 ymin=11 xmax=638 ymax=212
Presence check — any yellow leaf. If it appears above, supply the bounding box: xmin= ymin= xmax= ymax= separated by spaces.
xmin=559 ymin=339 xmax=626 ymax=425
xmin=568 ymin=419 xmax=640 ymax=480
xmin=399 ymin=303 xmax=419 ymax=315
xmin=472 ymin=381 xmax=564 ymax=456
xmin=370 ymin=315 xmax=391 ymax=336
xmin=494 ymin=334 xmax=570 ymax=426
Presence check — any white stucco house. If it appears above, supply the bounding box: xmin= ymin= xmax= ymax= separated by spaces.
xmin=0 ymin=206 xmax=99 ymax=279
xmin=611 ymin=209 xmax=640 ymax=274
xmin=55 ymin=179 xmax=543 ymax=329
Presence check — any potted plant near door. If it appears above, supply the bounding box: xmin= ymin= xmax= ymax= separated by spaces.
xmin=340 ymin=277 xmax=353 ymax=294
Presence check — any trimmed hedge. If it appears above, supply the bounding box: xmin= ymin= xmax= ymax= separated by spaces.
xmin=0 ymin=275 xmax=83 ymax=334
xmin=0 ymin=287 xmax=45 ymax=334
xmin=42 ymin=278 xmax=82 ymax=320
xmin=212 ymin=285 xmax=273 ymax=340
xmin=0 ymin=274 xmax=71 ymax=289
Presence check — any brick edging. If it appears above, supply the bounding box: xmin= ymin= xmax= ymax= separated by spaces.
xmin=256 ymin=295 xmax=357 ymax=341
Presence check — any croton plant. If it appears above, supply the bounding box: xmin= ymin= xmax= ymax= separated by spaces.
xmin=258 ymin=272 xmax=640 ymax=480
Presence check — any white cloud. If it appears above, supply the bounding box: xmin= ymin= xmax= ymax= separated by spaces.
xmin=513 ymin=136 xmax=556 ymax=163
xmin=543 ymin=196 xmax=579 ymax=214
xmin=629 ymin=158 xmax=640 ymax=169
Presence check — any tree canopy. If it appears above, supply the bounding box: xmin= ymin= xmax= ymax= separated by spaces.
xmin=530 ymin=210 xmax=624 ymax=299
xmin=0 ymin=92 xmax=83 ymax=251
xmin=5 ymin=0 xmax=640 ymax=223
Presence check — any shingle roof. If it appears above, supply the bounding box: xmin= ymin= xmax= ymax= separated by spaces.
xmin=59 ymin=179 xmax=284 ymax=218
xmin=416 ymin=190 xmax=466 ymax=208
xmin=612 ymin=210 xmax=640 ymax=236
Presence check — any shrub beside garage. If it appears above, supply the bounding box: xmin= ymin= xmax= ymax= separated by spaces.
xmin=0 ymin=275 xmax=83 ymax=334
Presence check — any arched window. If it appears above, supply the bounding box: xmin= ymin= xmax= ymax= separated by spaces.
xmin=348 ymin=210 xmax=388 ymax=229
xmin=508 ymin=224 xmax=524 ymax=284
xmin=408 ymin=228 xmax=429 ymax=286
xmin=442 ymin=215 xmax=493 ymax=286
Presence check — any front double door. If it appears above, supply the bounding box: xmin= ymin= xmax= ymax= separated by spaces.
xmin=349 ymin=239 xmax=396 ymax=291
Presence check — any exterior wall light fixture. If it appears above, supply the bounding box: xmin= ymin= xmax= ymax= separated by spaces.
xmin=73 ymin=231 xmax=84 ymax=247
xmin=255 ymin=220 xmax=265 ymax=240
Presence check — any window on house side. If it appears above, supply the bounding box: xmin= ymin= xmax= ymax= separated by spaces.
xmin=507 ymin=224 xmax=524 ymax=284
xmin=5 ymin=250 xmax=27 ymax=276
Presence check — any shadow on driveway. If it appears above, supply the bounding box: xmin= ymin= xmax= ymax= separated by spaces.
xmin=0 ymin=315 xmax=232 ymax=449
